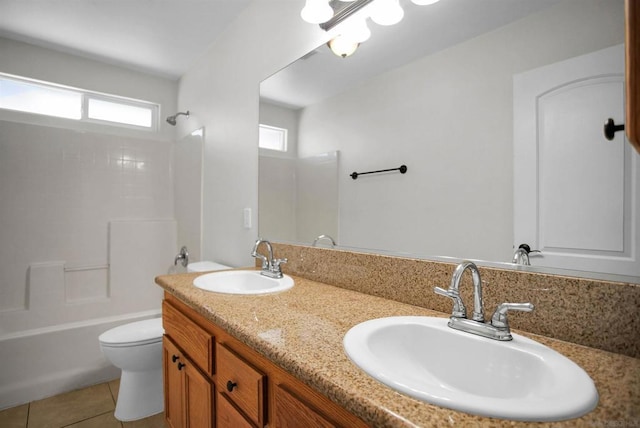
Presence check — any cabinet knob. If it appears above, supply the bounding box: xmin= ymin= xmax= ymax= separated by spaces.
xmin=177 ymin=362 xmax=186 ymax=371
xmin=226 ymin=380 xmax=237 ymax=392
xmin=171 ymin=355 xmax=179 ymax=363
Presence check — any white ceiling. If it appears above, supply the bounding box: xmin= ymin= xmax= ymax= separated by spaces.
xmin=0 ymin=0 xmax=563 ymax=89
xmin=0 ymin=0 xmax=252 ymax=80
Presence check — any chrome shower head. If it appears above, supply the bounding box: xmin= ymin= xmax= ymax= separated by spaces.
xmin=166 ymin=111 xmax=189 ymax=126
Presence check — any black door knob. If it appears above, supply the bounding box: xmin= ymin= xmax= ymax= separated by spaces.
xmin=177 ymin=362 xmax=186 ymax=370
xmin=226 ymin=380 xmax=237 ymax=392
xmin=171 ymin=355 xmax=179 ymax=363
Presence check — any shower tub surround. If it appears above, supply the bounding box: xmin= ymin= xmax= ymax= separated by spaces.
xmin=157 ymin=244 xmax=639 ymax=427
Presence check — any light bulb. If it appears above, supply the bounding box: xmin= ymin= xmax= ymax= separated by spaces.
xmin=341 ymin=17 xmax=371 ymax=43
xmin=411 ymin=0 xmax=441 ymax=5
xmin=328 ymin=35 xmax=360 ymax=58
xmin=301 ymin=0 xmax=334 ymax=24
xmin=370 ymin=0 xmax=404 ymax=26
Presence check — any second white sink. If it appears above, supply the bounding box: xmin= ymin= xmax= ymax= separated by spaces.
xmin=344 ymin=316 xmax=598 ymax=422
xmin=193 ymin=270 xmax=294 ymax=295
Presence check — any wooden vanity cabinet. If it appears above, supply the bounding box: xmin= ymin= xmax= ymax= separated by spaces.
xmin=163 ymin=337 xmax=214 ymax=428
xmin=162 ymin=293 xmax=368 ymax=428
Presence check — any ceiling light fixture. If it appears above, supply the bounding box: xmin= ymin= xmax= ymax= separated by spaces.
xmin=303 ymin=0 xmax=442 ymax=58
xmin=300 ymin=0 xmax=334 ymax=24
xmin=370 ymin=0 xmax=404 ymax=26
xmin=327 ymin=36 xmax=360 ymax=58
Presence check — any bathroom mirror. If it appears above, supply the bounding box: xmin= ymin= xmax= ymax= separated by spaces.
xmin=259 ymin=0 xmax=640 ymax=283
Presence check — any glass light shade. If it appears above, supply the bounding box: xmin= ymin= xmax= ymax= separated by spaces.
xmin=342 ymin=17 xmax=371 ymax=43
xmin=370 ymin=0 xmax=404 ymax=26
xmin=301 ymin=0 xmax=334 ymax=24
xmin=411 ymin=0 xmax=441 ymax=5
xmin=328 ymin=36 xmax=360 ymax=58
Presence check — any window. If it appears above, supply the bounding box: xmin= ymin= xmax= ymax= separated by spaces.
xmin=259 ymin=124 xmax=288 ymax=152
xmin=0 ymin=73 xmax=158 ymax=131
xmin=0 ymin=77 xmax=82 ymax=119
xmin=87 ymin=98 xmax=153 ymax=128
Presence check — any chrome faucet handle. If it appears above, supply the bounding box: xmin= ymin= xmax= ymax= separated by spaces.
xmin=272 ymin=258 xmax=287 ymax=268
xmin=434 ymin=287 xmax=466 ymax=318
xmin=271 ymin=258 xmax=287 ymax=273
xmin=490 ymin=302 xmax=534 ymax=329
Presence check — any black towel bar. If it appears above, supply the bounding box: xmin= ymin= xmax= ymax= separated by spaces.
xmin=351 ymin=165 xmax=407 ymax=180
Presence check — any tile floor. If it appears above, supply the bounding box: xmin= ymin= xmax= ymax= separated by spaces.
xmin=0 ymin=379 xmax=166 ymax=428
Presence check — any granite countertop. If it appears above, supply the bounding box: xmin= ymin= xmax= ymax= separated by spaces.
xmin=155 ymin=271 xmax=640 ymax=427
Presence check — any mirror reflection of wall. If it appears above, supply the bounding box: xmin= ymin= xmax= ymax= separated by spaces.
xmin=259 ymin=0 xmax=638 ymax=281
xmin=259 ymin=101 xmax=339 ymax=244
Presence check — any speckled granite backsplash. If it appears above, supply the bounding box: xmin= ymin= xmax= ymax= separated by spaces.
xmin=269 ymin=243 xmax=640 ymax=358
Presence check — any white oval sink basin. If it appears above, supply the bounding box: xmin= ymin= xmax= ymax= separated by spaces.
xmin=344 ymin=316 xmax=598 ymax=422
xmin=193 ymin=270 xmax=294 ymax=295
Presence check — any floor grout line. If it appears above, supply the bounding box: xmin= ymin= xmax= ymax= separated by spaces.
xmin=60 ymin=409 xmax=114 ymax=427
xmin=5 ymin=380 xmax=162 ymax=428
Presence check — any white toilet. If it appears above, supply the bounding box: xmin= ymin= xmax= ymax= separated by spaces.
xmin=187 ymin=260 xmax=231 ymax=272
xmin=99 ymin=318 xmax=164 ymax=421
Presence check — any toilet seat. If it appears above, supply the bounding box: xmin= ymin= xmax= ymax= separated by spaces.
xmin=99 ymin=318 xmax=164 ymax=348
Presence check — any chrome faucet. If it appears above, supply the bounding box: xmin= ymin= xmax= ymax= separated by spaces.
xmin=512 ymin=248 xmax=530 ymax=265
xmin=511 ymin=244 xmax=541 ymax=266
xmin=312 ymin=234 xmax=336 ymax=248
xmin=174 ymin=246 xmax=189 ymax=267
xmin=435 ymin=261 xmax=534 ymax=341
xmin=251 ymin=239 xmax=287 ymax=279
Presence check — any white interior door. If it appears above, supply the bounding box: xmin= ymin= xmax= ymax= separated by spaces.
xmin=514 ymin=44 xmax=639 ymax=277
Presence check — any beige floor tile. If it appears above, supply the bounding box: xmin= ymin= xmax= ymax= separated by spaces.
xmin=65 ymin=411 xmax=122 ymax=428
xmin=108 ymin=379 xmax=120 ymax=402
xmin=0 ymin=403 xmax=29 ymax=428
xmin=122 ymin=412 xmax=166 ymax=428
xmin=28 ymin=383 xmax=115 ymax=428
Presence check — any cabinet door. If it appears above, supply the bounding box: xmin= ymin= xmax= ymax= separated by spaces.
xmin=184 ymin=362 xmax=214 ymax=428
xmin=164 ymin=336 xmax=215 ymax=428
xmin=163 ymin=337 xmax=185 ymax=428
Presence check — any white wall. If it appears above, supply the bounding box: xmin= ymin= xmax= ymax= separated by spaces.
xmin=174 ymin=130 xmax=205 ymax=263
xmin=0 ymin=37 xmax=179 ymax=408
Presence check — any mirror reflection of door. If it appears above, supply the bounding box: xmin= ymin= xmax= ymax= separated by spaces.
xmin=514 ymin=44 xmax=639 ymax=277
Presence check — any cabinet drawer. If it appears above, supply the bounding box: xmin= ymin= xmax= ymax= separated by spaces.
xmin=217 ymin=393 xmax=254 ymax=428
xmin=274 ymin=384 xmax=335 ymax=428
xmin=163 ymin=300 xmax=214 ymax=376
xmin=216 ymin=343 xmax=266 ymax=427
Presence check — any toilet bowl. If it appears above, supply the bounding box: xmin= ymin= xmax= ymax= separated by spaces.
xmin=99 ymin=318 xmax=164 ymax=421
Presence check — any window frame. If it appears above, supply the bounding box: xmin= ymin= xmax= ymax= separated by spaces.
xmin=258 ymin=123 xmax=289 ymax=153
xmin=0 ymin=72 xmax=159 ymax=132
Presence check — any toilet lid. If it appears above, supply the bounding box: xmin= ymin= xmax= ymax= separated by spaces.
xmin=187 ymin=261 xmax=231 ymax=272
xmin=99 ymin=318 xmax=164 ymax=347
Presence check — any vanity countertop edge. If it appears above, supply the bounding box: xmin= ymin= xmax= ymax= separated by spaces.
xmin=155 ymin=271 xmax=640 ymax=427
